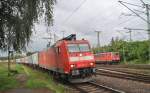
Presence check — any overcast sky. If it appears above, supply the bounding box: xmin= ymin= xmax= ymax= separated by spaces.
xmin=21 ymin=0 xmax=150 ymax=52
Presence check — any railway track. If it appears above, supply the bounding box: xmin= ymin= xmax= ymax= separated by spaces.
xmin=69 ymin=81 xmax=125 ymax=93
xmin=97 ymin=67 xmax=150 ymax=76
xmin=96 ymin=68 xmax=150 ymax=83
xmin=96 ymin=64 xmax=150 ymax=70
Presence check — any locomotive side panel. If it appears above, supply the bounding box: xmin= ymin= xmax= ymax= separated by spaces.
xmin=54 ymin=41 xmax=70 ymax=74
xmin=39 ymin=48 xmax=57 ymax=71
xmin=46 ymin=48 xmax=57 ymax=70
xmin=39 ymin=51 xmax=46 ymax=68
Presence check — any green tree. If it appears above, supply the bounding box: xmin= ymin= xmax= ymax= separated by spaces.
xmin=0 ymin=0 xmax=56 ymax=75
xmin=0 ymin=0 xmax=56 ymax=51
xmin=92 ymin=38 xmax=149 ymax=63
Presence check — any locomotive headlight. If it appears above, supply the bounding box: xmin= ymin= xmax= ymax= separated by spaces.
xmin=79 ymin=53 xmax=82 ymax=56
xmin=90 ymin=62 xmax=94 ymax=66
xmin=70 ymin=64 xmax=75 ymax=68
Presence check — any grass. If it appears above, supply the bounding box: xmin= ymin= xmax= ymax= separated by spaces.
xmin=0 ymin=63 xmax=66 ymax=93
xmin=0 ymin=63 xmax=19 ymax=91
xmin=23 ymin=66 xmax=66 ymax=93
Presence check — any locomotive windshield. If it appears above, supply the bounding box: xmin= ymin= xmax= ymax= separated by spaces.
xmin=79 ymin=44 xmax=90 ymax=52
xmin=67 ymin=43 xmax=90 ymax=52
xmin=67 ymin=44 xmax=80 ymax=52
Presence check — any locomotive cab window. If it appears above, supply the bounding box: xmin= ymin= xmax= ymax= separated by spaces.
xmin=79 ymin=44 xmax=90 ymax=52
xmin=67 ymin=44 xmax=80 ymax=52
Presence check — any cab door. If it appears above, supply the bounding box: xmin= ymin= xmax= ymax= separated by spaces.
xmin=55 ymin=46 xmax=64 ymax=73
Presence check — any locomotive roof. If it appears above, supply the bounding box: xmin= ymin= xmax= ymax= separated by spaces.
xmin=54 ymin=39 xmax=89 ymax=45
xmin=65 ymin=40 xmax=89 ymax=44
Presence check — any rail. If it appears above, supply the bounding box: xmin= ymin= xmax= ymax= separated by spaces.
xmin=70 ymin=81 xmax=125 ymax=93
xmin=97 ymin=68 xmax=150 ymax=83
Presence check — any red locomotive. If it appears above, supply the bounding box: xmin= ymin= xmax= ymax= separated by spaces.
xmin=94 ymin=52 xmax=120 ymax=64
xmin=16 ymin=34 xmax=96 ymax=83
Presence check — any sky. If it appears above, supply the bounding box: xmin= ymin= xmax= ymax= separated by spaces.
xmin=1 ymin=0 xmax=150 ymax=56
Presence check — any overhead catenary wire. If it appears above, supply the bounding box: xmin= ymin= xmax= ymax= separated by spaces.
xmin=123 ymin=27 xmax=147 ymax=41
xmin=118 ymin=16 xmax=136 ymax=26
xmin=90 ymin=1 xmax=144 ymax=32
xmin=140 ymin=0 xmax=146 ymax=5
xmin=117 ymin=1 xmax=145 ymax=28
xmin=119 ymin=0 xmax=150 ymax=61
xmin=118 ymin=1 xmax=150 ymax=24
xmin=63 ymin=0 xmax=87 ymax=24
xmin=120 ymin=1 xmax=144 ymax=8
xmin=133 ymin=9 xmax=145 ymax=14
xmin=135 ymin=31 xmax=148 ymax=39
